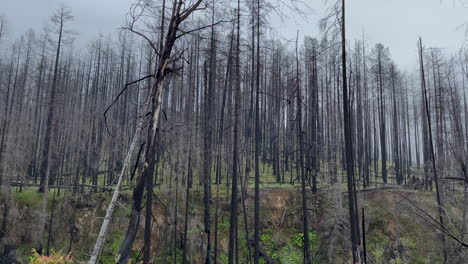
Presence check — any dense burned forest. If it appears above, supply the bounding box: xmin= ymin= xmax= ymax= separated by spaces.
xmin=0 ymin=0 xmax=468 ymax=263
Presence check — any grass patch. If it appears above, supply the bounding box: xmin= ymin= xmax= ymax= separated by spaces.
xmin=13 ymin=187 xmax=63 ymax=209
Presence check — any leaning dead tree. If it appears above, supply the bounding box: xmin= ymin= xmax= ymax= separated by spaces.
xmin=88 ymin=118 xmax=144 ymax=264
xmin=88 ymin=0 xmax=205 ymax=263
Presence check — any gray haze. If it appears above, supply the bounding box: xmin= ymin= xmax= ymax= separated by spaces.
xmin=1 ymin=0 xmax=467 ymax=70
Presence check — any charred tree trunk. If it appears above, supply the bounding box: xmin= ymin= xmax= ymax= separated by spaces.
xmin=342 ymin=1 xmax=361 ymax=262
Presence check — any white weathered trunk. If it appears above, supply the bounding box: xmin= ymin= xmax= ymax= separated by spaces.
xmin=88 ymin=120 xmax=144 ymax=264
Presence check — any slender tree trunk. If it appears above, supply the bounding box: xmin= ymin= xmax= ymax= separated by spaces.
xmin=342 ymin=1 xmax=361 ymax=262
xmin=253 ymin=0 xmax=261 ymax=262
xmin=419 ymin=38 xmax=447 ymax=263
xmin=39 ymin=16 xmax=64 ymax=192
xmin=296 ymin=31 xmax=312 ymax=264
xmin=228 ymin=2 xmax=241 ymax=263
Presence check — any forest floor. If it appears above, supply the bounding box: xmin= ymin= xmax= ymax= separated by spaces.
xmin=6 ymin=174 xmax=467 ymax=263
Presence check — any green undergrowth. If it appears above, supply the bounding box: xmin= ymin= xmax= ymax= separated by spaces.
xmin=16 ymin=185 xmax=456 ymax=264
xmin=363 ymin=190 xmax=449 ymax=264
xmin=11 ymin=158 xmax=428 ymax=210
xmin=13 ymin=187 xmax=64 ymax=210
xmin=11 ymin=158 xmax=453 ymax=263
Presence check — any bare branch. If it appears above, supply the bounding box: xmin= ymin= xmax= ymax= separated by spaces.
xmin=103 ymin=75 xmax=155 ymax=137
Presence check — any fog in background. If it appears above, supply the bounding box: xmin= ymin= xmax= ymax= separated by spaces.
xmin=1 ymin=0 xmax=467 ymax=70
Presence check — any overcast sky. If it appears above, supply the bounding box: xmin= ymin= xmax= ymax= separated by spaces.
xmin=1 ymin=0 xmax=467 ymax=70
